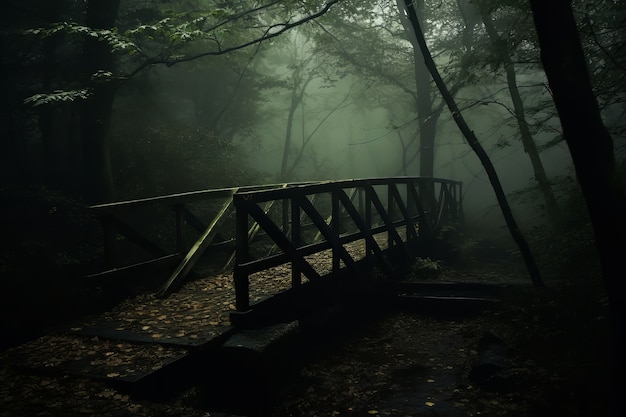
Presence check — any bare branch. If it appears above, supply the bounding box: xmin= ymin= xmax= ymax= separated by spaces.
xmin=152 ymin=1 xmax=339 ymax=67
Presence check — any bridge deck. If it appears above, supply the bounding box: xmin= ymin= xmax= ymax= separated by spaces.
xmin=0 ymin=237 xmax=520 ymax=389
xmin=1 ymin=177 xmax=477 ymax=406
xmin=0 ymin=235 xmax=388 ymax=384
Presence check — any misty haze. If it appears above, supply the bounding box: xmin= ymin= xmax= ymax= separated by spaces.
xmin=1 ymin=1 xmax=624 ymax=416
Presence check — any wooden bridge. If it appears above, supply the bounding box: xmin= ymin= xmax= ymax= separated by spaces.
xmin=4 ymin=176 xmax=531 ymax=415
xmin=88 ymin=176 xmax=463 ymax=322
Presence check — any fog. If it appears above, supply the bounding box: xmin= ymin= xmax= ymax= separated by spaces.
xmin=108 ymin=27 xmax=578 ymax=238
xmin=5 ymin=0 xmax=624 ymax=240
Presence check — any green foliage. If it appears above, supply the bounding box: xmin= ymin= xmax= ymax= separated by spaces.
xmin=411 ymin=257 xmax=443 ymax=279
xmin=24 ymin=89 xmax=91 ymax=106
xmin=24 ymin=22 xmax=137 ymax=53
xmin=414 ymin=256 xmax=443 ymax=270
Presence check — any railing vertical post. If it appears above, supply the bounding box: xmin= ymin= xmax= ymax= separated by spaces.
xmin=282 ymin=198 xmax=289 ymax=233
xmin=291 ymin=197 xmax=301 ymax=287
xmin=405 ymin=183 xmax=414 ymax=241
xmin=457 ymin=182 xmax=464 ymax=222
xmin=387 ymin=183 xmax=394 ymax=248
xmin=410 ymin=181 xmax=432 ymax=240
xmin=331 ymin=189 xmax=341 ymax=273
xmin=438 ymin=184 xmax=446 ymax=225
xmin=101 ymin=216 xmax=117 ymax=269
xmin=174 ymin=204 xmax=184 ymax=253
xmin=448 ymin=183 xmax=456 ymax=219
xmin=358 ymin=187 xmax=364 ymax=218
xmin=233 ymin=195 xmax=250 ymax=312
xmin=365 ymin=186 xmax=372 ymax=256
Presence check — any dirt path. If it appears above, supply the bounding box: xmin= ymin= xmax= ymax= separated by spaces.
xmin=1 ymin=253 xmax=613 ymax=417
xmin=269 ymin=262 xmax=613 ymax=417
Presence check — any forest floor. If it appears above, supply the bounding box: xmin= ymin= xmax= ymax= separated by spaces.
xmin=0 ymin=242 xmax=614 ymax=417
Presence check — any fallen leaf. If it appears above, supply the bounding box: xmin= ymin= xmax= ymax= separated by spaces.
xmin=425 ymin=401 xmax=435 ymax=407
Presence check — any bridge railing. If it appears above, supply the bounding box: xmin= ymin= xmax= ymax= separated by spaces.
xmin=88 ymin=182 xmax=318 ymax=296
xmin=232 ymin=177 xmax=463 ymax=315
xmin=88 ymin=177 xmax=461 ymax=301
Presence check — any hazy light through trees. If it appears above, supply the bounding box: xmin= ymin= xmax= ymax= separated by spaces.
xmin=2 ymin=0 xmax=624 ymax=232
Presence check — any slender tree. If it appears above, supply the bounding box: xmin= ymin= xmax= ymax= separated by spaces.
xmin=280 ymin=54 xmax=315 ymax=181
xmin=400 ymin=0 xmax=542 ymax=286
xmin=477 ymin=4 xmax=562 ymax=229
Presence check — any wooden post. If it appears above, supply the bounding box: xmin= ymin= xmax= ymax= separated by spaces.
xmin=101 ymin=216 xmax=117 ymax=269
xmin=436 ymin=184 xmax=446 ymax=229
xmin=282 ymin=198 xmax=289 ymax=234
xmin=406 ymin=183 xmax=416 ymax=241
xmin=409 ymin=181 xmax=434 ymax=240
xmin=457 ymin=182 xmax=464 ymax=222
xmin=331 ymin=190 xmax=341 ymax=273
xmin=387 ymin=183 xmax=395 ymax=248
xmin=291 ymin=197 xmax=301 ymax=287
xmin=234 ymin=196 xmax=250 ymax=312
xmin=174 ymin=204 xmax=184 ymax=252
xmin=365 ymin=186 xmax=372 ymax=256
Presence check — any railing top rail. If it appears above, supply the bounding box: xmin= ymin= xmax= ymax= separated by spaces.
xmin=88 ymin=181 xmax=320 ymax=213
xmin=234 ymin=176 xmax=462 ymax=203
xmin=89 ymin=177 xmax=461 ymax=213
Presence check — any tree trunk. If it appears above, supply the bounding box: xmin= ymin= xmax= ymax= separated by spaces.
xmin=40 ymin=6 xmax=61 ymax=187
xmin=529 ymin=2 xmax=626 ymax=414
xmin=395 ymin=0 xmax=436 ymax=209
xmin=396 ymin=0 xmax=476 ymax=211
xmin=80 ymin=0 xmax=120 ymax=203
xmin=480 ymin=11 xmax=562 ymax=229
xmin=280 ymin=67 xmax=313 ymax=181
xmin=401 ymin=0 xmax=542 ymax=286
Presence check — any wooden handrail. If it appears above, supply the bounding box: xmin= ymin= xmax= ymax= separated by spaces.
xmin=88 ymin=177 xmax=462 ymax=305
xmin=232 ymin=177 xmax=463 ymax=314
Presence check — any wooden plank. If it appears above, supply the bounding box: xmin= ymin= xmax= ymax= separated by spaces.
xmin=157 ymin=191 xmax=237 ymax=297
